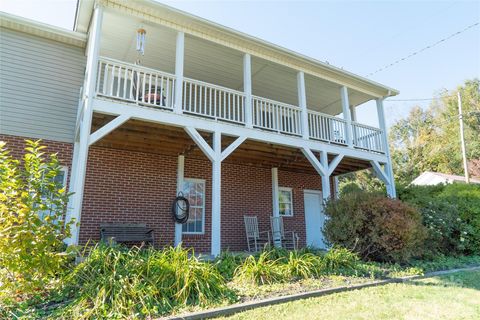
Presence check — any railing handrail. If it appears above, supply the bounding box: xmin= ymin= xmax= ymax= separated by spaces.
xmin=184 ymin=77 xmax=245 ymax=96
xmin=351 ymin=121 xmax=383 ymax=132
xmin=307 ymin=109 xmax=347 ymax=123
xmin=98 ymin=56 xmax=176 ymax=78
xmin=252 ymin=95 xmax=301 ymax=111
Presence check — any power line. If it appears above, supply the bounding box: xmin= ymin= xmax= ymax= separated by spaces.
xmin=385 ymin=98 xmax=437 ymax=102
xmin=366 ymin=21 xmax=480 ymax=77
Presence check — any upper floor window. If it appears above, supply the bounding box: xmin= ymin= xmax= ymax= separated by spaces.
xmin=279 ymin=187 xmax=293 ymax=216
xmin=182 ymin=178 xmax=205 ymax=234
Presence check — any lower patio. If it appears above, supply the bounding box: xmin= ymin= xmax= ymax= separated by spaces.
xmin=78 ymin=114 xmax=373 ymax=253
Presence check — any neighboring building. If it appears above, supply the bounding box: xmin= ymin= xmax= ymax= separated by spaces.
xmin=0 ymin=0 xmax=399 ymax=256
xmin=412 ymin=171 xmax=480 ymax=186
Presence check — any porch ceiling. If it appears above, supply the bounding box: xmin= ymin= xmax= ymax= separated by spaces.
xmin=99 ymin=10 xmax=374 ymax=116
xmin=91 ymin=114 xmax=372 ymax=175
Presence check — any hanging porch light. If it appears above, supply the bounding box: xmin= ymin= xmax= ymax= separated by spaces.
xmin=136 ymin=27 xmax=146 ymax=56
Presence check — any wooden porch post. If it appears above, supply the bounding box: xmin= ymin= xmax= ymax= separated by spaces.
xmin=376 ymin=98 xmax=396 ymax=198
xmin=211 ymin=131 xmax=222 ymax=256
xmin=271 ymin=167 xmax=281 ymax=247
xmin=174 ymin=32 xmax=185 ymax=114
xmin=340 ymin=86 xmax=353 ymax=147
xmin=65 ymin=4 xmax=104 ymax=246
xmin=175 ymin=155 xmax=185 ymax=246
xmin=320 ymin=151 xmax=331 ymax=200
xmin=243 ymin=53 xmax=253 ymax=128
xmin=297 ymin=71 xmax=309 ymax=140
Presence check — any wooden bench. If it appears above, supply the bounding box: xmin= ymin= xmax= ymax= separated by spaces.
xmin=100 ymin=223 xmax=154 ymax=245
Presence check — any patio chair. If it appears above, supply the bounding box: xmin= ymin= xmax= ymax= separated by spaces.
xmin=270 ymin=216 xmax=299 ymax=250
xmin=243 ymin=216 xmax=271 ymax=252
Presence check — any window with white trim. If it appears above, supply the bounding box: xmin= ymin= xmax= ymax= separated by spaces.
xmin=182 ymin=178 xmax=206 ymax=234
xmin=279 ymin=187 xmax=293 ymax=216
xmin=39 ymin=166 xmax=68 ymax=222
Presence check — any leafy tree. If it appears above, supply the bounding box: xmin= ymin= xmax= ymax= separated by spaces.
xmin=389 ymin=79 xmax=480 ymax=185
xmin=0 ymin=140 xmax=74 ymax=295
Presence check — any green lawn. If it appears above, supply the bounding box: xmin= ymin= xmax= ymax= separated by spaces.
xmin=222 ymin=270 xmax=480 ymax=320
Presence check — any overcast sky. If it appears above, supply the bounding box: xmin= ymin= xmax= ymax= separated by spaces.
xmin=1 ymin=0 xmax=479 ymax=127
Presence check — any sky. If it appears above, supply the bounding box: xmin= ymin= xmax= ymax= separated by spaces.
xmin=1 ymin=0 xmax=479 ymax=127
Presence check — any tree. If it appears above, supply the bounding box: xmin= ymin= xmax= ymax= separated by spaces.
xmin=389 ymin=79 xmax=480 ymax=185
xmin=0 ymin=140 xmax=74 ymax=295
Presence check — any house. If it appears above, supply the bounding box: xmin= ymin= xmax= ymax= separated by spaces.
xmin=411 ymin=171 xmax=480 ymax=186
xmin=0 ymin=0 xmax=399 ymax=256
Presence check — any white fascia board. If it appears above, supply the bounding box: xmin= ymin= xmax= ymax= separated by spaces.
xmin=92 ymin=98 xmax=388 ymax=163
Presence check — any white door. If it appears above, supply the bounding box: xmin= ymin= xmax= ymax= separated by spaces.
xmin=303 ymin=191 xmax=325 ymax=249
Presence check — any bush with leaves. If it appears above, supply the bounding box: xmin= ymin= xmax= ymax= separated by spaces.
xmin=323 ymin=191 xmax=427 ymax=263
xmin=398 ymin=183 xmax=480 ymax=255
xmin=0 ymin=140 xmax=74 ymax=296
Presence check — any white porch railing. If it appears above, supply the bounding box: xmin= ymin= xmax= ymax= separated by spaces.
xmin=96 ymin=57 xmax=175 ymax=109
xmin=252 ymin=96 xmax=302 ymax=136
xmin=93 ymin=57 xmax=386 ymax=154
xmin=182 ymin=78 xmax=245 ymax=124
xmin=308 ymin=110 xmax=348 ymax=145
xmin=352 ymin=122 xmax=384 ymax=153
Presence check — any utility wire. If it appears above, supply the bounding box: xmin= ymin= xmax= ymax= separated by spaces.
xmin=366 ymin=21 xmax=480 ymax=77
xmin=385 ymin=98 xmax=438 ymax=102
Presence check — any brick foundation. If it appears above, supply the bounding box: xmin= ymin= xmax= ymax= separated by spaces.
xmin=1 ymin=133 xmax=333 ymax=253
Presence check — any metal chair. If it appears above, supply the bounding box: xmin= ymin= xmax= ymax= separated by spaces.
xmin=243 ymin=216 xmax=271 ymax=252
xmin=270 ymin=216 xmax=299 ymax=250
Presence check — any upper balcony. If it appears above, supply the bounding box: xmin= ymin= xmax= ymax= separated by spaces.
xmin=89 ymin=6 xmax=395 ymax=157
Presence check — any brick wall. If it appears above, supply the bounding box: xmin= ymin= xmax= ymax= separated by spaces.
xmin=1 ymin=133 xmax=334 ymax=254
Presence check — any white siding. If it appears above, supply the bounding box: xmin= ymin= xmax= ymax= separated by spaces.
xmin=0 ymin=27 xmax=86 ymax=142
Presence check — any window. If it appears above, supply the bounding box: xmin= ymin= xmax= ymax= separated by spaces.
xmin=279 ymin=187 xmax=293 ymax=216
xmin=182 ymin=178 xmax=206 ymax=234
xmin=39 ymin=166 xmax=68 ymax=222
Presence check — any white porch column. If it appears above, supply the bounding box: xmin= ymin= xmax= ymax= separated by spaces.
xmin=175 ymin=155 xmax=185 ymax=246
xmin=65 ymin=4 xmax=104 ymax=246
xmin=376 ymin=98 xmax=396 ymax=198
xmin=297 ymin=71 xmax=309 ymax=140
xmin=320 ymin=151 xmax=331 ymax=200
xmin=349 ymin=105 xmax=357 ymax=122
xmin=340 ymin=86 xmax=353 ymax=147
xmin=243 ymin=53 xmax=253 ymax=128
xmin=271 ymin=167 xmax=281 ymax=247
xmin=211 ymin=131 xmax=222 ymax=256
xmin=174 ymin=32 xmax=185 ymax=114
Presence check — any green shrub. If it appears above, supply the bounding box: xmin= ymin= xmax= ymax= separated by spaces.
xmin=283 ymin=251 xmax=322 ymax=279
xmin=58 ymin=244 xmax=231 ymax=319
xmin=213 ymin=251 xmax=245 ymax=281
xmin=234 ymin=251 xmax=285 ymax=285
xmin=322 ymin=247 xmax=359 ymax=273
xmin=439 ymin=183 xmax=480 ymax=253
xmin=399 ymin=183 xmax=480 ymax=255
xmin=0 ymin=140 xmax=74 ymax=296
xmin=323 ymin=191 xmax=427 ymax=263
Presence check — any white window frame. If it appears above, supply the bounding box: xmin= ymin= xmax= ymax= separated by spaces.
xmin=182 ymin=178 xmax=206 ymax=235
xmin=279 ymin=187 xmax=293 ymax=217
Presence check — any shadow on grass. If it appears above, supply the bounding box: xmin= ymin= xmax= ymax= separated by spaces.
xmin=408 ymin=270 xmax=480 ymax=291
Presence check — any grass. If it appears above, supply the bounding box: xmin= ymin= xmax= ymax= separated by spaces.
xmin=221 ymin=270 xmax=480 ymax=320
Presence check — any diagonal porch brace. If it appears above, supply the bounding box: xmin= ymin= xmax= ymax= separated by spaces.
xmin=89 ymin=114 xmax=130 ymax=145
xmin=221 ymin=136 xmax=247 ymax=161
xmin=370 ymin=160 xmax=390 ymax=184
xmin=301 ymin=147 xmax=327 ymax=176
xmin=327 ymin=154 xmax=344 ymax=176
xmin=184 ymin=127 xmax=215 ymax=162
